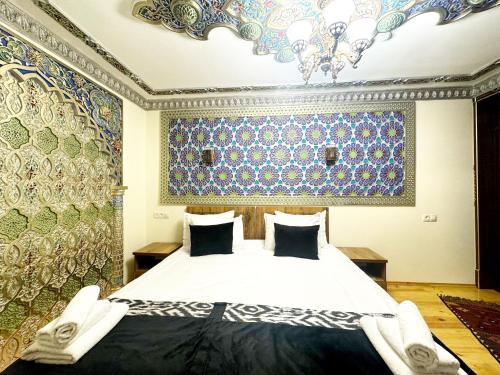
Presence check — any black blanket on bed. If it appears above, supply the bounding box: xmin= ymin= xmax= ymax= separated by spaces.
xmin=4 ymin=300 xmax=475 ymax=375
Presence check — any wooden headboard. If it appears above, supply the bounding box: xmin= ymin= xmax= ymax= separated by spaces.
xmin=186 ymin=206 xmax=329 ymax=240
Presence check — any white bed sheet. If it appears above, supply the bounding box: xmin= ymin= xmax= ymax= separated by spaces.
xmin=112 ymin=240 xmax=397 ymax=314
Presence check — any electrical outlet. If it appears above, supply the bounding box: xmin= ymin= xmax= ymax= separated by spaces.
xmin=422 ymin=214 xmax=437 ymax=222
xmin=153 ymin=212 xmax=169 ymax=219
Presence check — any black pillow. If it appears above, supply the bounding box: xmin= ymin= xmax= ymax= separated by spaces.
xmin=274 ymin=223 xmax=320 ymax=260
xmin=189 ymin=222 xmax=234 ymax=256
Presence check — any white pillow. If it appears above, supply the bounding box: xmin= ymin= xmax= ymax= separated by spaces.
xmin=263 ymin=213 xmax=276 ymax=251
xmin=232 ymin=215 xmax=245 ymax=251
xmin=183 ymin=210 xmax=234 ymax=249
xmin=265 ymin=213 xmax=319 ymax=251
xmin=274 ymin=210 xmax=328 ymax=248
xmin=188 ymin=215 xmax=244 ymax=252
xmin=264 ymin=211 xmax=328 ymax=250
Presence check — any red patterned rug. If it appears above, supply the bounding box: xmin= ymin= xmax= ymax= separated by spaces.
xmin=439 ymin=295 xmax=499 ymax=362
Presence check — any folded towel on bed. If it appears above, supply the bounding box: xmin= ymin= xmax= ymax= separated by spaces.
xmin=36 ymin=300 xmax=111 ymax=349
xmin=36 ymin=285 xmax=100 ymax=348
xmin=398 ymin=301 xmax=439 ymax=371
xmin=360 ymin=316 xmax=465 ymax=375
xmin=22 ymin=302 xmax=128 ymax=365
xmin=377 ymin=317 xmax=460 ymax=374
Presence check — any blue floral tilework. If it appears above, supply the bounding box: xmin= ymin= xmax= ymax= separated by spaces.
xmin=167 ymin=111 xmax=406 ymax=197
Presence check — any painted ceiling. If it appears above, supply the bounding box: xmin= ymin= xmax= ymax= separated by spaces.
xmin=132 ymin=0 xmax=498 ymax=62
xmin=29 ymin=0 xmax=500 ymax=93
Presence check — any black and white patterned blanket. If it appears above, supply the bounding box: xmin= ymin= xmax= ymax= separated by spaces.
xmin=7 ymin=299 xmax=474 ymax=375
xmin=110 ymin=298 xmax=394 ymax=330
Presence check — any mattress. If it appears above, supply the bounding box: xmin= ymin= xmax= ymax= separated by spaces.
xmin=112 ymin=240 xmax=397 ymax=314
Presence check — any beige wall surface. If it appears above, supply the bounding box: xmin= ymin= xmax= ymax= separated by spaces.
xmin=144 ymin=100 xmax=475 ymax=284
xmin=122 ymin=100 xmax=147 ymax=282
xmin=332 ymin=101 xmax=475 ymax=283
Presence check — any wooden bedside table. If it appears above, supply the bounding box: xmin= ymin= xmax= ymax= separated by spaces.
xmin=337 ymin=247 xmax=387 ymax=291
xmin=133 ymin=242 xmax=182 ymax=279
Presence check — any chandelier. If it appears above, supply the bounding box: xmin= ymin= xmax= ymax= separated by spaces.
xmin=286 ymin=0 xmax=378 ymax=83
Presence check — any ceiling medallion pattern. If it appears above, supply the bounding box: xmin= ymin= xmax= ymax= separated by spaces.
xmin=133 ymin=0 xmax=499 ymax=79
xmin=170 ymin=0 xmax=203 ymax=26
xmin=133 ymin=0 xmax=240 ymax=39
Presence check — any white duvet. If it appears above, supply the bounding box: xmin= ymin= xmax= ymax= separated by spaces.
xmin=112 ymin=240 xmax=397 ymax=314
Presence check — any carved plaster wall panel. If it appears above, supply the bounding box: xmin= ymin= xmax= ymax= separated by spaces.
xmin=0 ymin=25 xmax=124 ymax=370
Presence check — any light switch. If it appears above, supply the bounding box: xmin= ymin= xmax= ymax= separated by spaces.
xmin=422 ymin=214 xmax=437 ymax=222
xmin=153 ymin=212 xmax=169 ymax=219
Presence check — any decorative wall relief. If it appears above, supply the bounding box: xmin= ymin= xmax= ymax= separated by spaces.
xmin=160 ymin=102 xmax=415 ymax=206
xmin=0 ymin=27 xmax=123 ymax=184
xmin=0 ymin=26 xmax=123 ymax=370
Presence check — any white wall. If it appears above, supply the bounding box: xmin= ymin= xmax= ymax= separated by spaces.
xmin=122 ymin=100 xmax=147 ymax=282
xmin=144 ymin=100 xmax=476 ymax=284
xmin=145 ymin=111 xmax=186 ymax=242
xmin=332 ymin=100 xmax=475 ymax=283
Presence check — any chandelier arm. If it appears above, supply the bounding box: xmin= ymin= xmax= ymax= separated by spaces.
xmin=352 ymin=54 xmax=362 ymax=69
xmin=330 ymin=37 xmax=339 ymax=57
xmin=302 ymin=60 xmax=313 ymax=83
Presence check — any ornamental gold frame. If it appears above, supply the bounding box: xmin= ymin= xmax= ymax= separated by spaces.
xmin=159 ymin=101 xmax=416 ymax=206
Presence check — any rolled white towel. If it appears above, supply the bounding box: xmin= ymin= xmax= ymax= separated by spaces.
xmin=361 ymin=316 xmax=465 ymax=375
xmin=377 ymin=317 xmax=460 ymax=374
xmin=361 ymin=316 xmax=415 ymax=375
xmin=22 ymin=302 xmax=128 ymax=365
xmin=37 ymin=300 xmax=111 ymax=349
xmin=398 ymin=300 xmax=438 ymax=371
xmin=36 ymin=285 xmax=100 ymax=347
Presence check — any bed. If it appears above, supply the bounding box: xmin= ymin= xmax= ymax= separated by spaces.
xmin=4 ymin=206 xmax=473 ymax=375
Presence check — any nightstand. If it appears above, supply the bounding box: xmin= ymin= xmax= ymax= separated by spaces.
xmin=337 ymin=247 xmax=387 ymax=291
xmin=133 ymin=242 xmax=182 ymax=279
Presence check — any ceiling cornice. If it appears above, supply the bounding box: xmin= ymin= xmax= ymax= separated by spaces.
xmin=0 ymin=0 xmax=149 ymax=106
xmin=0 ymin=0 xmax=498 ymax=111
xmin=34 ymin=0 xmax=159 ymax=96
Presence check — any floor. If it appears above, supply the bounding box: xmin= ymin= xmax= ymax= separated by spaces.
xmin=387 ymin=282 xmax=500 ymax=375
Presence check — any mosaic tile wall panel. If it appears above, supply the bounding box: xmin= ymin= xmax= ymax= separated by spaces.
xmin=160 ymin=102 xmax=415 ymax=206
xmin=0 ymin=26 xmax=123 ymax=370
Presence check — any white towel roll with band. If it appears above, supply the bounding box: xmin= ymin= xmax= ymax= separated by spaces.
xmin=361 ymin=316 xmax=465 ymax=375
xmin=37 ymin=299 xmax=111 ymax=349
xmin=22 ymin=302 xmax=128 ymax=364
xmin=36 ymin=285 xmax=100 ymax=347
xmin=398 ymin=300 xmax=439 ymax=371
xmin=377 ymin=317 xmax=460 ymax=374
